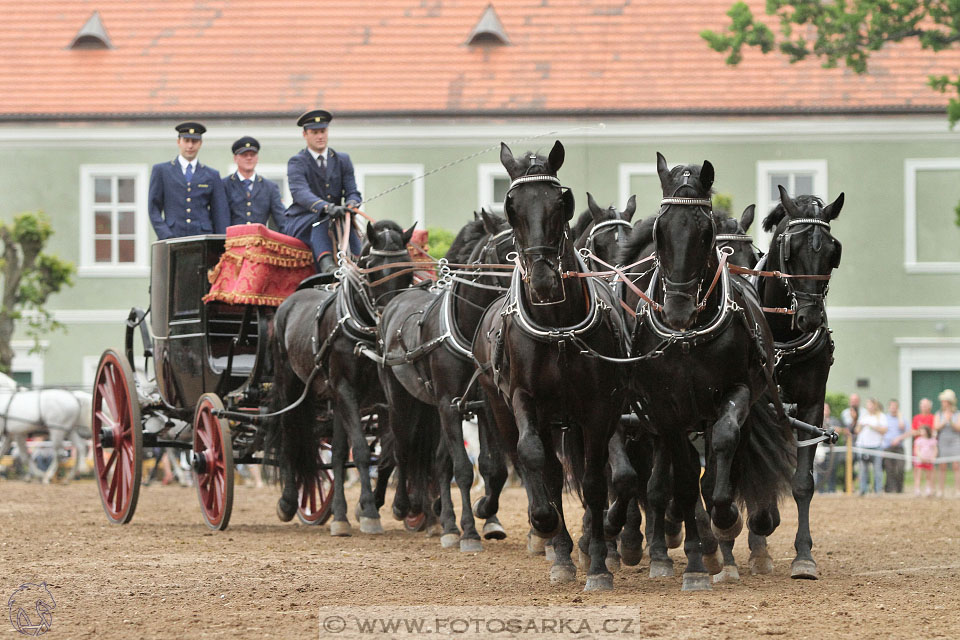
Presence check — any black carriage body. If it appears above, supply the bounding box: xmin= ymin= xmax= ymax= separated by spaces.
xmin=150 ymin=236 xmax=264 ymax=410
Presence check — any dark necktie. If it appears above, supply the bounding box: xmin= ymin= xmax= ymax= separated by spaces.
xmin=242 ymin=178 xmax=252 ymax=197
xmin=318 ymin=155 xmax=326 ymax=175
xmin=185 ymin=163 xmax=194 ymax=183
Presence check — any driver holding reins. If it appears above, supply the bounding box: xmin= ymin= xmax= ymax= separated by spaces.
xmin=281 ymin=109 xmax=362 ymax=273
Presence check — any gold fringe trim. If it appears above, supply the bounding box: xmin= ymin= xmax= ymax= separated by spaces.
xmin=225 ymin=234 xmax=314 ymax=260
xmin=202 ymin=290 xmax=290 ymax=306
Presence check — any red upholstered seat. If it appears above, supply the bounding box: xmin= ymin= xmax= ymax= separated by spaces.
xmin=203 ymin=224 xmax=316 ymax=307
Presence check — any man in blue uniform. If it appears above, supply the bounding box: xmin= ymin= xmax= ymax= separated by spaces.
xmin=148 ymin=122 xmax=230 ymax=240
xmin=222 ymin=136 xmax=284 ymax=228
xmin=282 ymin=109 xmax=362 ymax=272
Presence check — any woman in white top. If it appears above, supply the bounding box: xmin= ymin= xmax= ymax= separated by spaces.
xmin=933 ymin=389 xmax=960 ymax=498
xmin=854 ymin=398 xmax=887 ymax=495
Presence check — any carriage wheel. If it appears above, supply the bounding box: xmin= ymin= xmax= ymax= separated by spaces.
xmin=92 ymin=349 xmax=143 ymax=525
xmin=297 ymin=439 xmax=334 ymax=525
xmin=193 ymin=394 xmax=234 ymax=531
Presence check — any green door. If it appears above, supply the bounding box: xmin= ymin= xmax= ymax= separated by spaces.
xmin=912 ymin=370 xmax=960 ymax=416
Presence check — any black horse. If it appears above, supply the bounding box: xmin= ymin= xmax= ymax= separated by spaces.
xmin=376 ymin=211 xmax=514 ymax=552
xmin=573 ymin=192 xmax=637 ymax=270
xmin=620 ymin=153 xmax=795 ymax=591
xmin=473 ymin=141 xmax=629 ymax=591
xmin=264 ymin=220 xmax=417 ymax=536
xmin=718 ymin=186 xmax=844 ymax=581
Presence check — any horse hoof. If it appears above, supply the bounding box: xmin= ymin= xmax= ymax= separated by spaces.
xmin=426 ymin=523 xmax=443 ymax=538
xmin=549 ymin=563 xmax=577 ymax=584
xmin=665 ymin=531 xmax=682 ymax=549
xmin=648 ymin=559 xmax=674 ymax=578
xmin=276 ymin=500 xmax=296 ymax=523
xmin=584 ymin=573 xmax=614 ymax=592
xmin=620 ymin=545 xmax=643 ymax=567
xmin=330 ymin=520 xmax=352 ymax=537
xmin=527 ymin=533 xmax=546 ymax=556
xmin=440 ymin=533 xmax=460 ymax=549
xmin=605 ymin=554 xmax=621 ymax=574
xmin=681 ymin=572 xmax=712 ymax=592
xmin=482 ymin=521 xmax=506 ymax=540
xmin=790 ymin=558 xmax=819 ymax=580
xmin=544 ymin=544 xmax=556 ymax=563
xmin=472 ymin=497 xmax=485 ymax=519
xmin=749 ymin=553 xmax=774 ymax=575
xmin=712 ymin=512 xmax=743 ymax=542
xmin=359 ymin=517 xmax=383 ymax=535
xmin=712 ymin=565 xmax=740 ymax=584
xmin=392 ymin=505 xmax=406 ymax=521
xmin=703 ymin=547 xmax=723 ymax=575
xmin=460 ymin=538 xmax=483 ymax=553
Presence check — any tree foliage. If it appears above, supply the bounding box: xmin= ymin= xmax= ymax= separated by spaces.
xmin=702 ymin=1 xmax=960 ymax=126
xmin=426 ymin=226 xmax=456 ymax=259
xmin=0 ymin=211 xmax=75 ymax=373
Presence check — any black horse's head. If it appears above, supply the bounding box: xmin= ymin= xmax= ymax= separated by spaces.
xmin=715 ymin=204 xmax=760 ymax=268
xmin=360 ymin=219 xmax=417 ymax=306
xmin=763 ymin=186 xmax=844 ymax=332
xmin=582 ymin=192 xmax=637 ymax=266
xmin=469 ymin=208 xmax=514 ymax=264
xmin=500 ymin=140 xmax=575 ymax=305
xmin=653 ymin=152 xmax=716 ymax=330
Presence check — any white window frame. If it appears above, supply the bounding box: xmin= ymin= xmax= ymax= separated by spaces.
xmin=79 ymin=164 xmax=150 ymax=277
xmin=354 ymin=164 xmax=425 ymax=227
xmin=617 ymin=163 xmax=660 ymax=211
xmin=755 ymin=160 xmax=828 ymax=250
xmin=478 ymin=164 xmax=510 ymax=214
xmin=904 ymin=158 xmax=960 ymax=274
xmin=11 ymin=340 xmax=47 ymax=385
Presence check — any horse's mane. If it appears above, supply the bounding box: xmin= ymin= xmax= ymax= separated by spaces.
xmin=762 ymin=195 xmax=825 ymax=232
xmin=571 ymin=210 xmax=593 ymax=242
xmin=617 ymin=215 xmax=656 ymax=265
xmin=446 ymin=219 xmax=487 ymax=264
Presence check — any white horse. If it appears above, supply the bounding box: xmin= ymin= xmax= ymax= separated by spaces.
xmin=0 ymin=372 xmax=91 ymax=483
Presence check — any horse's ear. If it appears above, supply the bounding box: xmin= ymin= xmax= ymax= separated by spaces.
xmin=402 ymin=222 xmax=417 ymax=246
xmin=472 ymin=210 xmax=480 ymax=221
xmin=480 ymin=209 xmax=500 ymax=236
xmin=586 ymin=192 xmax=603 ymax=220
xmin=500 ymin=142 xmax=520 ymax=179
xmin=824 ymin=192 xmax=844 ymax=220
xmin=778 ymin=185 xmax=801 ymax=218
xmin=623 ymin=195 xmax=637 ymax=222
xmin=656 ymin=152 xmax=670 ymax=191
xmin=547 ymin=140 xmax=565 ymax=173
xmin=740 ymin=204 xmax=755 ymax=233
xmin=366 ymin=221 xmax=376 ymax=244
xmin=562 ymin=188 xmax=576 ymax=222
xmin=700 ymin=160 xmax=715 ymax=192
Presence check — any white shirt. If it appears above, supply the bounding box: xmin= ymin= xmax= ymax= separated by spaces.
xmin=855 ymin=412 xmax=886 ymax=449
xmin=177 ymin=155 xmax=197 ymax=175
xmin=308 ymin=148 xmax=329 ymax=165
xmin=236 ymin=171 xmax=257 ymax=183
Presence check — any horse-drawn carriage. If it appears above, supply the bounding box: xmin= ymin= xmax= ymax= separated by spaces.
xmin=90 ymin=225 xmax=339 ymax=530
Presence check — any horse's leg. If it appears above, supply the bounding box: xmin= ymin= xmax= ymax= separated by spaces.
xmin=69 ymin=429 xmax=89 ymax=479
xmin=695 ymin=439 xmax=722 ymax=576
xmin=791 ymin=436 xmax=818 ymax=579
xmin=583 ymin=417 xmax=616 ymax=591
xmin=0 ymin=434 xmax=9 ymax=476
xmin=474 ymin=400 xmax=509 ymax=540
xmin=334 ymin=380 xmax=382 ymax=534
xmin=42 ymin=430 xmax=64 ymax=484
xmin=646 ymin=446 xmax=674 ymax=577
xmin=542 ymin=433 xmax=575 ymax=584
xmin=708 ymin=385 xmax=750 ymax=537
xmin=435 ymin=436 xmax=461 ymax=548
xmin=511 ymin=391 xmax=558 ymax=537
xmin=672 ymin=435 xmax=711 ymax=591
xmin=17 ymin=435 xmax=40 ymax=481
xmin=603 ymin=428 xmax=637 ymax=538
xmin=439 ymin=401 xmax=482 ymax=552
xmin=329 ymin=414 xmax=352 ymax=536
xmin=715 ymin=539 xmax=741 ymax=583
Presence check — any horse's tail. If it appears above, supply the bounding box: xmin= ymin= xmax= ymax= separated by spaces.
xmin=262 ymin=312 xmax=318 ymax=487
xmin=558 ymin=424 xmax=585 ymax=502
xmin=734 ymin=395 xmax=797 ymax=511
xmin=406 ymin=404 xmax=442 ymax=516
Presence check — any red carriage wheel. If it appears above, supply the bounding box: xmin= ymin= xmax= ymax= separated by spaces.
xmin=193 ymin=393 xmax=234 ymax=531
xmin=297 ymin=439 xmax=334 ymax=525
xmin=92 ymin=349 xmax=143 ymax=524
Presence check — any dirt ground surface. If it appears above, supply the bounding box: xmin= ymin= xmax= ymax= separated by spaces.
xmin=1 ymin=480 xmax=958 ymax=639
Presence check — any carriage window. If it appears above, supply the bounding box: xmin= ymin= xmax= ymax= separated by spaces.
xmin=79 ymin=165 xmax=150 ymax=277
xmin=755 ymin=160 xmax=828 ymax=250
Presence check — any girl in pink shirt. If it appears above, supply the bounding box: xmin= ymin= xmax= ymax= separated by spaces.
xmin=914 ymin=426 xmax=938 ymax=497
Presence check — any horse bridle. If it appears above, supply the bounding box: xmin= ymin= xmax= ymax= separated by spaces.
xmin=775 ymin=214 xmax=836 ymax=321
xmin=585 ymin=216 xmax=632 ymax=258
xmin=652 ymin=172 xmax=716 ymax=309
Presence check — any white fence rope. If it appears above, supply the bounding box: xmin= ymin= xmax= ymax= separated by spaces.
xmin=823 ymin=444 xmax=960 ymax=465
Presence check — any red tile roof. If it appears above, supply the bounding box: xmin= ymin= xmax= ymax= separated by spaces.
xmin=0 ymin=0 xmax=955 ymax=119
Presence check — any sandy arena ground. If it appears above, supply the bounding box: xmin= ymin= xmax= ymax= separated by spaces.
xmin=1 ymin=479 xmax=958 ymax=639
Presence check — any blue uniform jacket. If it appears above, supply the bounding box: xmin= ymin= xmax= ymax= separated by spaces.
xmin=223 ymin=172 xmax=284 ymax=229
xmin=282 ymin=148 xmax=362 ymax=257
xmin=148 ymin=159 xmax=230 ymax=240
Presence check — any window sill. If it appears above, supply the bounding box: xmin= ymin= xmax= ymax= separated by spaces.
xmin=78 ymin=265 xmax=150 ymax=278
